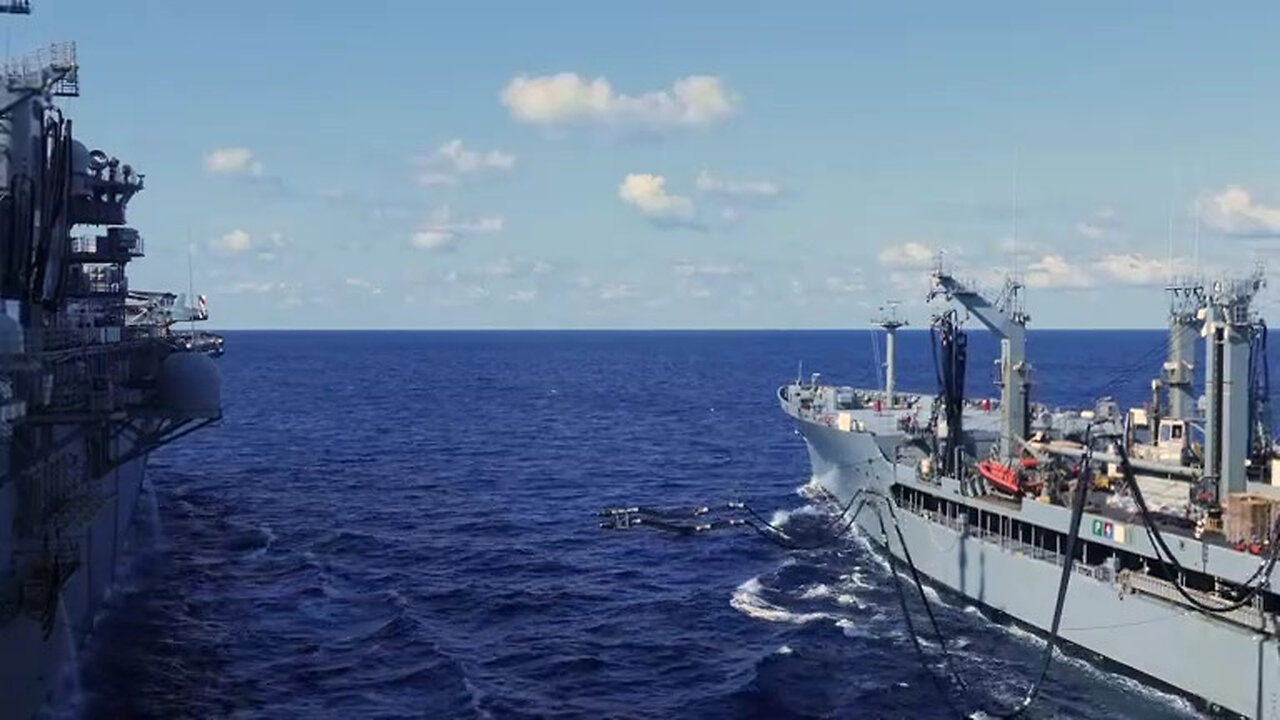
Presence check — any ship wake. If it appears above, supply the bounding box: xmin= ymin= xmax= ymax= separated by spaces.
xmin=729 ymin=483 xmax=1207 ymax=719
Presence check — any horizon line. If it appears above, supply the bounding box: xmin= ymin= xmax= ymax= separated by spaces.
xmin=199 ymin=325 xmax=1175 ymax=332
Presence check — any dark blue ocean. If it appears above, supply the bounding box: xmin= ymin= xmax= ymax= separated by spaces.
xmin=69 ymin=329 xmax=1272 ymax=719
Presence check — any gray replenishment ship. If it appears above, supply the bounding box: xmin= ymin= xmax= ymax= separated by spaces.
xmin=0 ymin=3 xmax=224 ymax=717
xmin=781 ymin=261 xmax=1280 ymax=718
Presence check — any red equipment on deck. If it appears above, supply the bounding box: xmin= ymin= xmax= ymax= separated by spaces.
xmin=978 ymin=457 xmax=1042 ymax=496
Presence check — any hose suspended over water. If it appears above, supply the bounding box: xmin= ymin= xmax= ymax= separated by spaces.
xmin=1115 ymin=441 xmax=1280 ymax=614
xmin=933 ymin=311 xmax=967 ymax=478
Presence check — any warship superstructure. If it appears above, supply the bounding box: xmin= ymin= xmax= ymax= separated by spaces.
xmin=0 ymin=3 xmax=223 ymax=717
xmin=780 ymin=259 xmax=1280 ymax=718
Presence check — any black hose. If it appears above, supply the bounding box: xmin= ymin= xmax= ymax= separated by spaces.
xmin=745 ymin=496 xmax=871 ymax=551
xmin=740 ymin=487 xmax=867 ymax=541
xmin=873 ymin=504 xmax=971 ymax=720
xmin=991 ymin=445 xmax=1093 ymax=718
xmin=1116 ymin=442 xmax=1280 ymax=613
xmin=867 ymin=433 xmax=1093 ymax=719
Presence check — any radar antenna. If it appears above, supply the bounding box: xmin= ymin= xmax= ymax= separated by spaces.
xmin=0 ymin=3 xmax=79 ymax=114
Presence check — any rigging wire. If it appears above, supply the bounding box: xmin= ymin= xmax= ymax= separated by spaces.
xmin=603 ymin=440 xmax=1104 ymax=717
xmin=1115 ymin=442 xmax=1280 ymax=613
xmin=865 ymin=433 xmax=1094 ymax=719
xmin=1083 ymin=337 xmax=1176 ymax=403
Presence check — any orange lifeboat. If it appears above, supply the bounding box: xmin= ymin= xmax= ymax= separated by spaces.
xmin=978 ymin=459 xmax=1042 ymax=495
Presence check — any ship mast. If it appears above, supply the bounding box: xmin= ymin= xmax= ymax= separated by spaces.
xmin=873 ymin=300 xmax=906 ymax=407
xmin=1162 ymin=277 xmax=1203 ymax=420
xmin=1201 ymin=268 xmax=1266 ymax=503
xmin=928 ymin=261 xmax=1030 ymax=463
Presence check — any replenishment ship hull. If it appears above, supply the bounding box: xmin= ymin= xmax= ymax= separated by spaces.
xmin=779 ymin=268 xmax=1280 ymax=719
xmin=785 ymin=405 xmax=1280 ymax=719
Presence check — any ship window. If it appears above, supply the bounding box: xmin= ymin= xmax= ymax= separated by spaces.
xmin=1160 ymin=424 xmax=1171 ymax=443
xmin=1171 ymin=424 xmax=1183 ymax=440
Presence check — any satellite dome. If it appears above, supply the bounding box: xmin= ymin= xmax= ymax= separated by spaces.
xmin=70 ymin=140 xmax=91 ymax=175
xmin=157 ymin=351 xmax=222 ymax=418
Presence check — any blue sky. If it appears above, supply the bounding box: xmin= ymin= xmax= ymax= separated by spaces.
xmin=16 ymin=1 xmax=1280 ymax=328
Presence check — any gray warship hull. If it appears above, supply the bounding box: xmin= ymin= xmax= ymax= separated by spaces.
xmin=1 ymin=434 xmax=149 ymax=720
xmin=787 ymin=404 xmax=1280 ymax=719
xmin=0 ymin=5 xmax=225 ymax=717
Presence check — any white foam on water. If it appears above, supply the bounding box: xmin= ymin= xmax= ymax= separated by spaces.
xmin=979 ymin=615 xmax=1201 ymax=717
xmin=461 ymin=675 xmax=494 ymax=720
xmin=835 ymin=593 xmax=865 ymax=609
xmin=917 ymin=582 xmax=943 ymax=604
xmin=851 ymin=533 xmax=893 ymax=572
xmin=776 ymin=645 xmax=794 ymax=655
xmin=246 ymin=524 xmax=278 ymax=560
xmin=797 ymin=476 xmax=827 ymax=500
xmin=844 ymin=570 xmax=875 ymax=590
xmin=835 ymin=614 xmax=902 ymax=642
xmin=731 ymin=577 xmax=833 ymax=625
xmin=797 ymin=583 xmax=833 ymax=600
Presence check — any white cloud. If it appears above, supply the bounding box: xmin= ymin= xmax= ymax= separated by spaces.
xmin=825 ymin=276 xmax=864 ymax=294
xmin=997 ymin=235 xmax=1046 ymax=255
xmin=1198 ymin=185 xmax=1280 ymax=236
xmin=1093 ymin=253 xmax=1194 ymax=286
xmin=217 ymin=280 xmax=301 ymax=296
xmin=478 ymin=257 xmax=555 ymax=278
xmin=414 ymin=139 xmax=515 ymax=186
xmin=878 ymin=242 xmax=935 ymax=269
xmin=203 ymin=147 xmax=263 ymax=175
xmin=224 ymin=281 xmax=274 ymax=294
xmin=618 ymin=173 xmax=695 ymax=223
xmin=889 ymin=271 xmax=928 ymax=294
xmin=209 ymin=229 xmax=252 ymax=255
xmin=344 ymin=277 xmax=383 ymax=295
xmin=1024 ymin=254 xmax=1094 ymax=289
xmin=417 ymin=173 xmax=457 ymax=187
xmin=673 ymin=261 xmax=743 ymax=277
xmin=689 ymin=286 xmax=712 ymax=299
xmin=1076 ymin=222 xmax=1104 ymax=240
xmin=695 ymin=170 xmax=781 ymax=200
xmin=500 ymin=73 xmax=738 ymax=129
xmin=1075 ymin=207 xmax=1123 ymax=241
xmin=411 ymin=206 xmax=504 ymax=251
xmin=508 ymin=289 xmax=538 ymax=303
xmin=599 ymin=283 xmax=636 ymax=300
